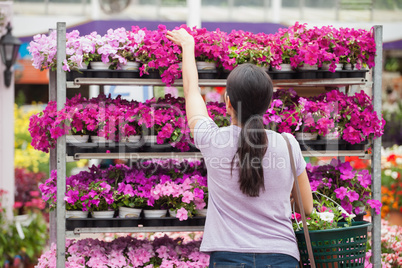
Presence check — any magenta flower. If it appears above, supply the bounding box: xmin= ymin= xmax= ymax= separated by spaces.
xmin=334 ymin=187 xmax=348 ymax=200
xmin=367 ymin=199 xmax=382 ymax=215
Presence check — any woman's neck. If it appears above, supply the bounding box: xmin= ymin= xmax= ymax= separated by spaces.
xmin=231 ymin=117 xmax=240 ymax=127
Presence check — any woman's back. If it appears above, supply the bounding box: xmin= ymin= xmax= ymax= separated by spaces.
xmin=195 ymin=117 xmax=306 ymax=260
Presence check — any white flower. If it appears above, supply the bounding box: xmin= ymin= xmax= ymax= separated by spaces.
xmin=317 ymin=211 xmax=334 ymax=222
xmin=391 ymin=171 xmax=399 ymax=179
xmin=384 ymin=169 xmax=392 ymax=176
xmin=396 ymin=158 xmax=402 ymax=165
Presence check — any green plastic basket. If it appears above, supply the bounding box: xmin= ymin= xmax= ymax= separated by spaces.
xmin=295 ymin=221 xmax=371 ymax=268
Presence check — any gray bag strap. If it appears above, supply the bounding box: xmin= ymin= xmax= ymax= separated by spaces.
xmin=282 ymin=133 xmax=316 ymax=268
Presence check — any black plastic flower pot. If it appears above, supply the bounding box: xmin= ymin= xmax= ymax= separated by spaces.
xmin=219 ymin=70 xmax=231 ymax=79
xmin=171 ymin=217 xmax=189 ymax=226
xmin=346 ymin=141 xmax=368 ymax=150
xmin=347 ymin=70 xmax=367 ymax=78
xmin=315 ymin=70 xmax=324 ymax=79
xmin=118 ymin=218 xmax=142 ymax=227
xmin=142 ymin=69 xmax=161 ymax=79
xmin=193 ymin=216 xmax=206 ymax=226
xmin=295 ymin=71 xmax=316 ymax=79
xmin=92 ymin=219 xmax=115 ymax=228
xmin=323 ymin=71 xmax=341 ymax=79
xmin=66 ymin=219 xmax=88 ymax=231
xmin=142 ymin=218 xmax=167 ymax=227
xmin=273 ymin=72 xmax=295 ymax=80
xmin=198 ymin=70 xmax=218 ymax=79
xmin=92 ymin=70 xmax=113 ymax=78
xmin=118 ymin=70 xmax=140 ymax=79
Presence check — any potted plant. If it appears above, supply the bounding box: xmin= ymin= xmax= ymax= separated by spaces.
xmin=191 ymin=26 xmax=228 ymax=75
xmin=292 ymin=195 xmax=371 ymax=268
xmin=307 ymin=159 xmax=382 ymax=216
xmin=122 ymin=101 xmax=142 ymax=143
xmin=222 ymin=30 xmax=273 ymax=72
xmin=117 ymin=26 xmax=145 ymax=70
xmin=87 ymin=181 xmax=117 ymax=219
xmin=115 ymin=174 xmax=149 ymax=219
xmin=136 ymin=25 xmax=182 ymax=86
xmin=27 ymin=30 xmax=58 ymax=71
xmin=270 ymin=22 xmax=307 ymax=71
xmin=294 ymin=97 xmax=336 ymax=140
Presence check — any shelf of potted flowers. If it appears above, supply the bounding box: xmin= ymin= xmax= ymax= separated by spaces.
xmin=28 ymin=23 xmax=376 ymax=88
xmin=34 ymin=22 xmax=384 ymax=267
xmin=29 ymin=89 xmax=383 ymax=158
xmin=40 ymin=160 xmax=209 ymax=232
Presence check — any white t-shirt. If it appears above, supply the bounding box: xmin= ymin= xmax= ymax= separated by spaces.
xmin=194 ymin=116 xmax=306 ymax=261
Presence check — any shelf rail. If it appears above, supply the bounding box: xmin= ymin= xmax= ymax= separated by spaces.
xmin=71 ymin=226 xmax=205 ymax=235
xmin=67 ymin=150 xmax=368 ymax=161
xmin=70 ymin=77 xmax=369 ymax=88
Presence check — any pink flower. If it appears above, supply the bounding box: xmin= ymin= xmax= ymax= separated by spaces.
xmin=176 ymin=207 xmax=188 ymax=221
xmin=182 ymin=191 xmax=194 ymax=204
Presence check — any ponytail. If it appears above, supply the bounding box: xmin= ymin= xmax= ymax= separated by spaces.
xmin=231 ymin=115 xmax=268 ymax=197
xmin=226 ymin=63 xmax=273 ymax=197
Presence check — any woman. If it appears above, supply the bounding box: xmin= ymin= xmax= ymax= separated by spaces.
xmin=167 ymin=29 xmax=313 ymax=268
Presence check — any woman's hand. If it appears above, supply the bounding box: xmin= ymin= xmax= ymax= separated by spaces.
xmin=166 ymin=29 xmax=195 ymax=48
xmin=166 ymin=28 xmax=209 ymax=137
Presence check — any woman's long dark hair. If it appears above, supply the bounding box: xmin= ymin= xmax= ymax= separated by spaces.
xmin=227 ymin=64 xmax=273 ymax=197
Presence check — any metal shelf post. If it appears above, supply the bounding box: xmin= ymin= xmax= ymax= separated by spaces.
xmin=56 ymin=22 xmax=67 ymax=268
xmin=371 ymin=25 xmax=383 ymax=267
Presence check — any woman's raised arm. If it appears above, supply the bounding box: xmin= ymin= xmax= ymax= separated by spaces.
xmin=166 ymin=29 xmax=209 ymax=136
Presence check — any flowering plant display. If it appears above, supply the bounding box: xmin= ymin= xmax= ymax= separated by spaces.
xmin=292 ymin=197 xmax=355 ymax=231
xmin=191 ymin=26 xmax=229 ymax=65
xmin=296 ymin=97 xmax=336 ymax=136
xmin=365 ymin=220 xmax=402 ymax=268
xmin=14 ymin=103 xmax=88 ymax=175
xmin=220 ymin=30 xmax=273 ymax=71
xmin=13 ymin=168 xmax=47 ymax=215
xmin=28 ymin=94 xmax=229 ymax=152
xmin=264 ymin=89 xmax=385 ymax=144
xmin=136 ymin=25 xmax=182 ymax=86
xmin=0 ymin=188 xmax=49 ymax=267
xmin=381 ymin=146 xmax=402 ymax=218
xmin=152 ymin=175 xmax=207 ymax=221
xmin=27 ymin=30 xmax=57 ymax=71
xmin=140 ymin=94 xmax=191 ymax=152
xmin=206 ymin=101 xmax=230 ymax=127
xmin=28 ymin=22 xmax=376 ymax=81
xmin=306 ymin=159 xmax=382 ymax=215
xmin=269 ymin=22 xmax=306 ymax=69
xmin=263 ymin=88 xmax=301 ymax=133
xmin=28 ymin=27 xmax=145 ymax=72
xmin=269 ymin=23 xmax=376 ymax=71
xmin=29 ymin=90 xmax=384 ymax=153
xmin=337 ymin=27 xmax=376 ymax=69
xmin=40 ymin=160 xmax=208 ymax=221
xmin=37 ymin=235 xmax=209 ymax=268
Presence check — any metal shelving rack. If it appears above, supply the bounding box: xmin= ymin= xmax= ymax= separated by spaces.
xmin=51 ymin=22 xmax=383 ymax=267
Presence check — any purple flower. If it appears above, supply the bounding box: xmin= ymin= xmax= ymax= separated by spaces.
xmin=357 ymin=170 xmax=372 ymax=188
xmin=367 ymin=199 xmax=382 ymax=215
xmin=334 ymin=187 xmax=347 ymax=200
xmin=346 ymin=190 xmax=359 ymax=202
